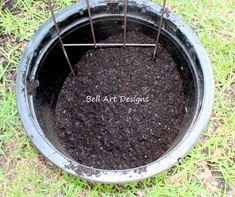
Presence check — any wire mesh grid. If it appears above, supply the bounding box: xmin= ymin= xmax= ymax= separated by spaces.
xmin=47 ymin=0 xmax=167 ymax=75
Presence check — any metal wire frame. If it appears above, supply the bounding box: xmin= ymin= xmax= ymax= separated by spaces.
xmin=47 ymin=0 xmax=167 ymax=72
xmin=47 ymin=0 xmax=75 ymax=76
xmin=63 ymin=43 xmax=156 ymax=47
xmin=153 ymin=0 xmax=167 ymax=59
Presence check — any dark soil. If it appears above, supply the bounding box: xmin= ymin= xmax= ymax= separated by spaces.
xmin=55 ymin=32 xmax=186 ymax=170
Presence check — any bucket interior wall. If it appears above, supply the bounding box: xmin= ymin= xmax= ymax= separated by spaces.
xmin=34 ymin=17 xmax=198 ymax=163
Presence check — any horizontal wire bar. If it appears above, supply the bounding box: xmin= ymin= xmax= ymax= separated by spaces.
xmin=63 ymin=43 xmax=156 ymax=47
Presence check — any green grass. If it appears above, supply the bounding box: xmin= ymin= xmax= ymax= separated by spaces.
xmin=0 ymin=0 xmax=234 ymax=196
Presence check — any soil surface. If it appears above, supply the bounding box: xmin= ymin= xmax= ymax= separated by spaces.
xmin=55 ymin=32 xmax=186 ymax=170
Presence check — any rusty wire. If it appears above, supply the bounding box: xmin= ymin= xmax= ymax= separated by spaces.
xmin=48 ymin=0 xmax=167 ymax=67
xmin=123 ymin=0 xmax=128 ymax=47
xmin=63 ymin=43 xmax=156 ymax=47
xmin=86 ymin=0 xmax=97 ymax=48
xmin=153 ymin=0 xmax=167 ymax=60
xmin=47 ymin=0 xmax=75 ymax=76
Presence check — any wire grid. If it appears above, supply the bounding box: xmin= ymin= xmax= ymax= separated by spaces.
xmin=47 ymin=0 xmax=167 ymax=74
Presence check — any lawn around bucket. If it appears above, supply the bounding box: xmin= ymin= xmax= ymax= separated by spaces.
xmin=16 ymin=0 xmax=214 ymax=183
xmin=0 ymin=0 xmax=235 ymax=197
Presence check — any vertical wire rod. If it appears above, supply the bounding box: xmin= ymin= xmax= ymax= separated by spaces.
xmin=123 ymin=0 xmax=128 ymax=47
xmin=86 ymin=0 xmax=97 ymax=48
xmin=47 ymin=0 xmax=75 ymax=76
xmin=153 ymin=0 xmax=167 ymax=60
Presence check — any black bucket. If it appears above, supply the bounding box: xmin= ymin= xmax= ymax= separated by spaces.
xmin=16 ymin=0 xmax=214 ymax=183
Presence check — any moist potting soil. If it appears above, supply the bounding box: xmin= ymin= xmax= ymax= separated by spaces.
xmin=55 ymin=32 xmax=186 ymax=170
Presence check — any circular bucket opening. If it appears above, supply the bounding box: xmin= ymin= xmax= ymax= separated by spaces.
xmin=17 ymin=1 xmax=214 ymax=183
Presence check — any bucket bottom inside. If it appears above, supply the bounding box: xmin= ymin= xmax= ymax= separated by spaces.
xmin=34 ymin=18 xmax=197 ymax=170
xmin=55 ymin=31 xmax=186 ymax=170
